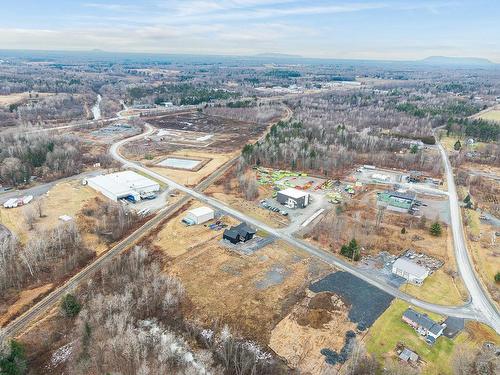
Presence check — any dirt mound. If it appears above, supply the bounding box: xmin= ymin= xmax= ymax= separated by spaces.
xmin=308 ymin=292 xmax=346 ymax=311
xmin=296 ymin=308 xmax=331 ymax=329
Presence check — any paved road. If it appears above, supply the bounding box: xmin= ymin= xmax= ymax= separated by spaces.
xmin=0 ymin=151 xmax=241 ymax=342
xmin=0 ymin=105 xmax=289 ymax=342
xmin=110 ymin=125 xmax=488 ymax=324
xmin=0 ymin=170 xmax=103 ymax=202
xmin=437 ymin=143 xmax=500 ymax=332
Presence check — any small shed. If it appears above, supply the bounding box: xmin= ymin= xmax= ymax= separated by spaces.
xmin=184 ymin=206 xmax=214 ymax=225
xmin=399 ymin=348 xmax=419 ymax=362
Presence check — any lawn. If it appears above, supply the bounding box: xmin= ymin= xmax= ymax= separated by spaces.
xmin=404 ymin=269 xmax=467 ymax=306
xmin=365 ymin=300 xmax=456 ymax=375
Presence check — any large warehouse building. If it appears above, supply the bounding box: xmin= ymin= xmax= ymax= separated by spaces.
xmin=277 ymin=188 xmax=310 ymax=209
xmin=392 ymin=257 xmax=429 ymax=285
xmin=377 ymin=190 xmax=416 ymax=213
xmin=86 ymin=171 xmax=160 ymax=202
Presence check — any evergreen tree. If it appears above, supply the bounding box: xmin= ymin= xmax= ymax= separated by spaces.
xmin=61 ymin=294 xmax=81 ymax=317
xmin=454 ymin=140 xmax=462 ymax=151
xmin=0 ymin=340 xmax=27 ymax=375
xmin=430 ymin=222 xmax=442 ymax=236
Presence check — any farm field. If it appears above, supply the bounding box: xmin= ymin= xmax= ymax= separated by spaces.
xmin=471 ymin=104 xmax=500 ymax=122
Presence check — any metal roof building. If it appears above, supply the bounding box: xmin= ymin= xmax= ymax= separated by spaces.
xmin=392 ymin=257 xmax=429 ymax=285
xmin=276 ymin=188 xmax=310 ymax=209
xmin=86 ymin=171 xmax=160 ymax=202
xmin=377 ymin=190 xmax=416 ymax=213
xmin=183 ymin=206 xmax=214 ymax=225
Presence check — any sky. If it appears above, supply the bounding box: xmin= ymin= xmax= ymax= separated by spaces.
xmin=0 ymin=0 xmax=498 ymax=62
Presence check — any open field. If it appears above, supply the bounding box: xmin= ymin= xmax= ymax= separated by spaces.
xmin=269 ymin=290 xmax=356 ymax=374
xmin=141 ymin=201 xmax=331 ymax=344
xmin=169 ymin=240 xmax=330 ymax=344
xmin=470 ymin=104 xmax=500 ymax=122
xmin=365 ymin=299 xmax=500 ymax=375
xmin=147 ymin=200 xmax=239 ymax=258
xmin=145 ymin=111 xmax=268 ymax=152
xmin=0 ymin=92 xmax=53 ymax=107
xmin=439 ymin=132 xmax=491 ymax=154
xmin=465 ymin=213 xmax=500 ymax=305
xmin=0 ymin=180 xmax=101 ymax=244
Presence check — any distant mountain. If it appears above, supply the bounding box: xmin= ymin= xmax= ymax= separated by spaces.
xmin=421 ymin=56 xmax=495 ymax=66
xmin=253 ymin=52 xmax=303 ymax=59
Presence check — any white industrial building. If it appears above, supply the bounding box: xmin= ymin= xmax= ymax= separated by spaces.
xmin=183 ymin=206 xmax=214 ymax=225
xmin=392 ymin=257 xmax=429 ymax=285
xmin=276 ymin=188 xmax=310 ymax=209
xmin=86 ymin=171 xmax=160 ymax=202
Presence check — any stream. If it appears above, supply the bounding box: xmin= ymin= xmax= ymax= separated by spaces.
xmin=91 ymin=94 xmax=102 ymax=120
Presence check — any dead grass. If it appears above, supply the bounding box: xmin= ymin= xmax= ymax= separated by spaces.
xmin=466 ymin=217 xmax=500 ymax=305
xmin=0 ymin=181 xmax=100 ymax=244
xmin=0 ymin=283 xmax=53 ymax=327
xmin=149 ymin=200 xmax=238 ymax=258
xmin=0 ymin=92 xmax=53 ymax=107
xmin=148 ymin=150 xmax=237 ymax=186
xmin=470 ymin=104 xmax=500 ymax=122
xmin=163 ymin=235 xmax=331 ymax=344
xmin=205 ymin=170 xmax=289 ymax=229
xmin=269 ymin=290 xmax=355 ymax=374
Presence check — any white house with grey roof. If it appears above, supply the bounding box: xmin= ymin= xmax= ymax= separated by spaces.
xmin=392 ymin=257 xmax=429 ymax=285
xmin=402 ymin=308 xmax=445 ymax=344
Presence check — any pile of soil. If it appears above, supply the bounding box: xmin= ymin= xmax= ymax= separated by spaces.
xmin=308 ymin=292 xmax=346 ymax=311
xmin=296 ymin=308 xmax=331 ymax=329
xmin=295 ymin=292 xmax=348 ymax=329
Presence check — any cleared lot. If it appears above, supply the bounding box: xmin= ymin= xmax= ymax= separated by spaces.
xmin=140 ymin=200 xmax=331 ymax=344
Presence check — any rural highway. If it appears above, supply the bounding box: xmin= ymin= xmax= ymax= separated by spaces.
xmin=110 ymin=124 xmax=496 ymax=327
xmin=437 ymin=143 xmax=500 ymax=332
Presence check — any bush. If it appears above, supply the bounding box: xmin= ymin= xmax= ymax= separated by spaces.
xmin=61 ymin=293 xmax=81 ymax=317
xmin=495 ymin=272 xmax=500 ymax=283
xmin=430 ymin=222 xmax=442 ymax=236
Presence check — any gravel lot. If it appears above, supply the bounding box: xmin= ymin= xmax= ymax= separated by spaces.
xmin=309 ymin=271 xmax=394 ymax=328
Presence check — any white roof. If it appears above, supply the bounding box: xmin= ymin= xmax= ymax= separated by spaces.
xmin=279 ymin=187 xmax=309 ymax=199
xmin=393 ymin=257 xmax=428 ymax=278
xmin=188 ymin=206 xmax=214 ymax=217
xmin=87 ymin=171 xmax=159 ymax=196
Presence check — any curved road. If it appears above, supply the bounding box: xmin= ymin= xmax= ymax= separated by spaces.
xmin=437 ymin=143 xmax=500 ymax=332
xmin=111 ymin=124 xmax=497 ymax=327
